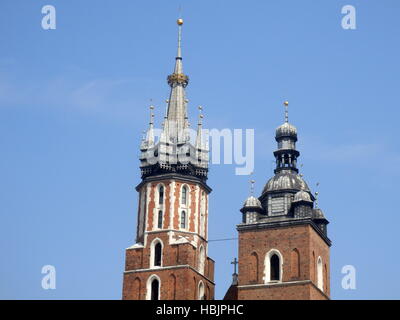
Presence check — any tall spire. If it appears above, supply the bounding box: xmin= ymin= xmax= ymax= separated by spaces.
xmin=164 ymin=18 xmax=189 ymax=143
xmin=139 ymin=18 xmax=209 ymax=181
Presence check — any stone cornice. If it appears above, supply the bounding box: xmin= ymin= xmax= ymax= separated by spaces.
xmin=136 ymin=173 xmax=212 ymax=193
xmin=124 ymin=264 xmax=215 ymax=285
xmin=237 ymin=218 xmax=332 ymax=247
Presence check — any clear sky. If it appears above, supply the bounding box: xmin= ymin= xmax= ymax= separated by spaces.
xmin=1 ymin=0 xmax=399 ymax=299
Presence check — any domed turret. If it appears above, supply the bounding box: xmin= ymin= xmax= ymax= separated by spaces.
xmin=262 ymin=171 xmax=310 ymax=195
xmin=293 ymin=190 xmax=313 ymax=203
xmin=240 ymin=180 xmax=264 ymax=224
xmin=275 ymin=122 xmax=297 ymax=140
xmin=243 ymin=195 xmax=262 ymax=209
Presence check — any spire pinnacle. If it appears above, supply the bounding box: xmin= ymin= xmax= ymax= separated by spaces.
xmin=315 ymin=182 xmax=320 ymax=208
xmin=145 ymin=104 xmax=155 ymax=147
xmin=250 ymin=179 xmax=255 ymax=196
xmin=149 ymin=103 xmax=154 ymax=125
xmin=284 ymin=101 xmax=289 ymax=123
xmin=164 ymin=18 xmax=189 ymax=143
xmin=177 ymin=18 xmax=183 ymax=59
xmin=198 ymin=105 xmax=203 ymax=126
xmin=196 ymin=105 xmax=204 ymax=151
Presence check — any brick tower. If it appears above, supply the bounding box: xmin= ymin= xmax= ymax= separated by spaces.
xmin=227 ymin=101 xmax=331 ymax=300
xmin=122 ymin=19 xmax=215 ymax=300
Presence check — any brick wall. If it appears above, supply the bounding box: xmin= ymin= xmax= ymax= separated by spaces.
xmin=236 ymin=223 xmax=330 ymax=300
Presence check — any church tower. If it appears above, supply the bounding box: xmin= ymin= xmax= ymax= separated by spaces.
xmin=231 ymin=101 xmax=331 ymax=300
xmin=122 ymin=19 xmax=215 ymax=300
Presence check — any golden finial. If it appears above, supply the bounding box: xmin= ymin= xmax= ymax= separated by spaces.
xmin=177 ymin=18 xmax=184 ymax=25
xmin=284 ymin=101 xmax=289 ymax=106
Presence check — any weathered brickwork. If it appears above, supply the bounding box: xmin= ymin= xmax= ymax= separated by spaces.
xmin=122 ymin=177 xmax=214 ymax=300
xmin=236 ymin=223 xmax=330 ymax=300
xmin=237 ymin=281 xmax=328 ymax=300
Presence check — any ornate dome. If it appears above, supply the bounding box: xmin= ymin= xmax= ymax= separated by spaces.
xmin=293 ymin=190 xmax=312 ymax=202
xmin=262 ymin=171 xmax=310 ymax=195
xmin=276 ymin=122 xmax=297 ymax=140
xmin=243 ymin=196 xmax=262 ymax=208
xmin=313 ymin=208 xmax=326 ymax=219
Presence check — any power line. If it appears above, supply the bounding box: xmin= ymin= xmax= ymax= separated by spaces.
xmin=208 ymin=237 xmax=238 ymax=242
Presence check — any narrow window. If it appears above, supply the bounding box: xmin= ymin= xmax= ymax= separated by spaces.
xmin=270 ymin=254 xmax=280 ymax=281
xmin=154 ymin=242 xmax=162 ymax=267
xmin=181 ymin=210 xmax=187 ymax=229
xmin=182 ymin=186 xmax=188 ymax=205
xmin=157 ymin=210 xmax=163 ymax=229
xmin=159 ymin=186 xmax=164 ymax=205
xmin=198 ymin=281 xmax=205 ymax=300
xmin=151 ymin=278 xmax=159 ymax=300
xmin=317 ymin=257 xmax=323 ymax=291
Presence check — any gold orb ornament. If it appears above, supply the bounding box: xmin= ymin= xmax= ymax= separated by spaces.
xmin=284 ymin=101 xmax=289 ymax=106
xmin=177 ymin=18 xmax=184 ymax=25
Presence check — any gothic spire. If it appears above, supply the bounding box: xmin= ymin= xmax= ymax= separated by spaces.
xmin=164 ymin=18 xmax=189 ymax=143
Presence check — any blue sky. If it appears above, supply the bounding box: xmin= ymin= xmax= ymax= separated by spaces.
xmin=0 ymin=0 xmax=399 ymax=299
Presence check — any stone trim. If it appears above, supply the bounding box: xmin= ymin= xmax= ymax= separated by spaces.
xmin=124 ymin=264 xmax=215 ymax=285
xmin=237 ymin=219 xmax=331 ymax=246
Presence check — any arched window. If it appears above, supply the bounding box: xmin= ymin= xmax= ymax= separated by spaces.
xmin=151 ymin=278 xmax=159 ymax=300
xmin=157 ymin=210 xmax=163 ymax=229
xmin=150 ymin=239 xmax=163 ymax=268
xmin=264 ymin=249 xmax=283 ymax=283
xmin=270 ymin=254 xmax=280 ymax=281
xmin=180 ymin=210 xmax=187 ymax=229
xmin=317 ymin=256 xmax=323 ymax=291
xmin=198 ymin=246 xmax=205 ymax=275
xmin=154 ymin=242 xmax=162 ymax=267
xmin=158 ymin=186 xmax=164 ymax=205
xmin=146 ymin=275 xmax=161 ymax=300
xmin=181 ymin=186 xmax=188 ymax=205
xmin=198 ymin=281 xmax=205 ymax=300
